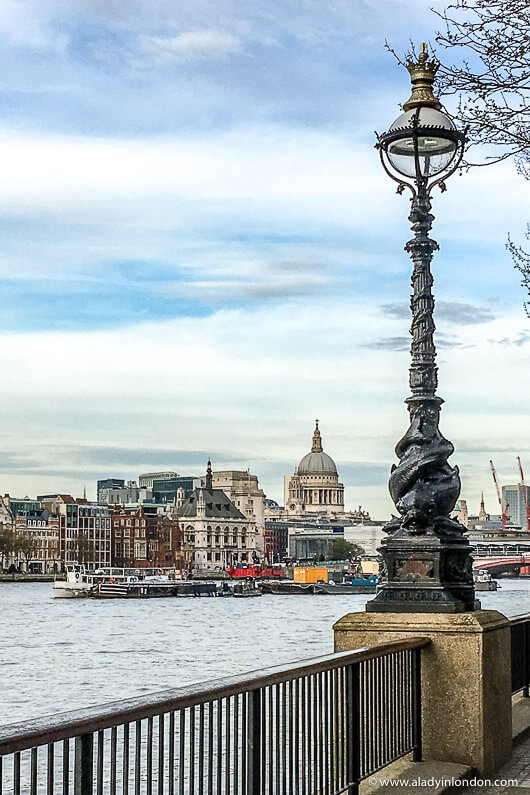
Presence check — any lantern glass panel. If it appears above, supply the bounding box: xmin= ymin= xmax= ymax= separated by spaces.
xmin=385 ymin=107 xmax=458 ymax=179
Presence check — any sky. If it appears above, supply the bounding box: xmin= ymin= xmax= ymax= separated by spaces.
xmin=0 ymin=0 xmax=528 ymax=519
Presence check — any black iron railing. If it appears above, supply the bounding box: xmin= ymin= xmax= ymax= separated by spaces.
xmin=511 ymin=613 xmax=530 ymax=696
xmin=0 ymin=637 xmax=429 ymax=795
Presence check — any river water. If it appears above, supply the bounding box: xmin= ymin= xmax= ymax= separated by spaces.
xmin=2 ymin=580 xmax=529 ymax=726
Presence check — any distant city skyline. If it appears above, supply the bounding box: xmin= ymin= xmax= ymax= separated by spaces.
xmin=4 ymin=441 xmax=528 ymax=525
xmin=0 ymin=0 xmax=528 ymax=518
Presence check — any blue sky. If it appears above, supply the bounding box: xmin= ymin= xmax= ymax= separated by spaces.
xmin=0 ymin=0 xmax=529 ymax=517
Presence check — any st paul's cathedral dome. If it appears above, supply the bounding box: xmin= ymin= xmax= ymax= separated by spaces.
xmin=284 ymin=420 xmax=344 ymax=516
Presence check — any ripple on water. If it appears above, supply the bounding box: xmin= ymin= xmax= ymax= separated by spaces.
xmin=2 ymin=581 xmax=529 ymax=724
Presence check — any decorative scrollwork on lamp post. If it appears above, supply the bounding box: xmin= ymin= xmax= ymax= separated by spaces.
xmin=366 ymin=44 xmax=477 ymax=613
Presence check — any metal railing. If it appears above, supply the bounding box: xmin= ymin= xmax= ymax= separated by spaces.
xmin=0 ymin=637 xmax=429 ymax=795
xmin=511 ymin=613 xmax=530 ymax=696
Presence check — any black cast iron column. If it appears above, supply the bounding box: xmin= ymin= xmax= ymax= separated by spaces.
xmin=367 ymin=181 xmax=477 ymax=613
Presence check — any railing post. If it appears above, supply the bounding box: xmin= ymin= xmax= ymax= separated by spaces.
xmin=412 ymin=647 xmax=422 ymax=762
xmin=523 ymin=621 xmax=530 ymax=698
xmin=247 ymin=688 xmax=261 ymax=795
xmin=74 ymin=733 xmax=93 ymax=795
xmin=346 ymin=663 xmax=360 ymax=795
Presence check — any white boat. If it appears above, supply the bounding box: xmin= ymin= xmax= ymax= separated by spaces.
xmin=52 ymin=565 xmax=170 ymax=598
xmin=473 ymin=569 xmax=500 ymax=591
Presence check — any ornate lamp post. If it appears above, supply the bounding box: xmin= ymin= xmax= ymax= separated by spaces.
xmin=367 ymin=44 xmax=477 ymax=613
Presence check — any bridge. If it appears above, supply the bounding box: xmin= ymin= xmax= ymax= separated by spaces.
xmin=473 ymin=554 xmax=530 ymax=575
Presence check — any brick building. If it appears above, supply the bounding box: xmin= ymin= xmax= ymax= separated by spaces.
xmin=112 ymin=506 xmax=190 ymax=570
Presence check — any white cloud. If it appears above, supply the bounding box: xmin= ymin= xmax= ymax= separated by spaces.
xmin=0 ymin=0 xmax=527 ymax=523
xmin=0 ymin=122 xmax=526 ymax=281
xmin=0 ymin=298 xmax=527 ymax=518
xmin=0 ymin=0 xmax=68 ymax=51
xmin=140 ymin=30 xmax=240 ymax=62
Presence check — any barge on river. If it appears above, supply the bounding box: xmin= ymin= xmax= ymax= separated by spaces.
xmin=53 ymin=565 xmax=218 ymax=599
xmin=260 ymin=574 xmax=377 ymax=595
xmin=91 ymin=580 xmax=219 ymax=598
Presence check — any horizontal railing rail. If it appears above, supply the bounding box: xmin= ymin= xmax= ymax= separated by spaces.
xmin=0 ymin=637 xmax=430 ymax=795
xmin=510 ymin=612 xmax=530 ymax=696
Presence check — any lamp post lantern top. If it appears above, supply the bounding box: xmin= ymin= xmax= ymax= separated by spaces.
xmin=403 ymin=43 xmax=441 ymax=112
xmin=376 ymin=43 xmax=465 ymax=190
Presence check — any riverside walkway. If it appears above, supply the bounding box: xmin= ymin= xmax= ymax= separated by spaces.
xmin=481 ymin=736 xmax=530 ymax=794
xmin=363 ymin=697 xmax=530 ymax=793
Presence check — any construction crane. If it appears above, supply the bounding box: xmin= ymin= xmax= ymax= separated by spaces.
xmin=490 ymin=459 xmax=510 ymax=531
xmin=516 ymin=456 xmax=530 ymax=532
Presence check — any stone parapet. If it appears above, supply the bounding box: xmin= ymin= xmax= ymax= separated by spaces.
xmin=333 ymin=609 xmax=512 ymax=775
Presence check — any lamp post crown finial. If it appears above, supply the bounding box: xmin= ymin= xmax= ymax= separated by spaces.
xmin=403 ymin=42 xmax=442 ymax=112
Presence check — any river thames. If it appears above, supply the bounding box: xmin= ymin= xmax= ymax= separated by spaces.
xmin=2 ymin=580 xmax=529 ymax=726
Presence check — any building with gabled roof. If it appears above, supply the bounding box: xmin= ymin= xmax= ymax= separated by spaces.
xmin=177 ymin=461 xmax=260 ymax=571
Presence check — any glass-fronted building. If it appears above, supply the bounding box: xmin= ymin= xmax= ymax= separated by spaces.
xmin=153 ymin=476 xmax=203 ymax=503
xmin=502 ymin=484 xmax=530 ymax=528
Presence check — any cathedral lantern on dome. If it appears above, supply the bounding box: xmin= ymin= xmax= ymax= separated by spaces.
xmin=284 ymin=420 xmax=345 ymax=516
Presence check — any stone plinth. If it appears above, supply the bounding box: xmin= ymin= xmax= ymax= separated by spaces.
xmin=333 ymin=610 xmax=512 ymax=775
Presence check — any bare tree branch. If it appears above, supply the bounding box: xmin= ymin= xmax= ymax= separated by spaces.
xmin=431 ymin=0 xmax=530 ymax=310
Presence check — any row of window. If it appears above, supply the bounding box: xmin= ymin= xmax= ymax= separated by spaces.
xmin=204 ymin=552 xmax=248 ymax=562
xmin=115 ymin=527 xmax=146 ymax=539
xmin=184 ymin=525 xmax=251 ymax=533
xmin=203 ymin=537 xmax=247 ymax=547
xmin=79 ymin=519 xmax=112 ymax=529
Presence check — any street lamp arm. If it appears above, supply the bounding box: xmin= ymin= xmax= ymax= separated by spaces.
xmin=375 ymin=136 xmax=417 ymax=199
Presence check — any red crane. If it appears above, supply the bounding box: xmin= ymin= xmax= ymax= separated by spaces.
xmin=490 ymin=459 xmax=510 ymax=531
xmin=516 ymin=456 xmax=530 ymax=532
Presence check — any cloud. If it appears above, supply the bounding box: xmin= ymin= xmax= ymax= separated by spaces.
xmin=436 ymin=301 xmax=497 ymax=324
xmin=0 ymin=299 xmax=527 ymax=517
xmin=363 ymin=336 xmax=410 ymax=351
xmin=0 ymin=0 xmax=528 ymax=521
xmin=382 ymin=301 xmax=496 ymax=325
xmin=490 ymin=330 xmax=530 ymax=347
xmin=140 ymin=30 xmax=240 ymax=62
xmin=45 ymin=443 xmax=256 ymax=471
xmin=458 ymin=441 xmax=530 ymax=454
xmin=338 ymin=463 xmax=391 ymax=487
xmin=166 ymin=273 xmax=333 ymax=303
xmin=436 ymin=332 xmax=468 ymax=349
